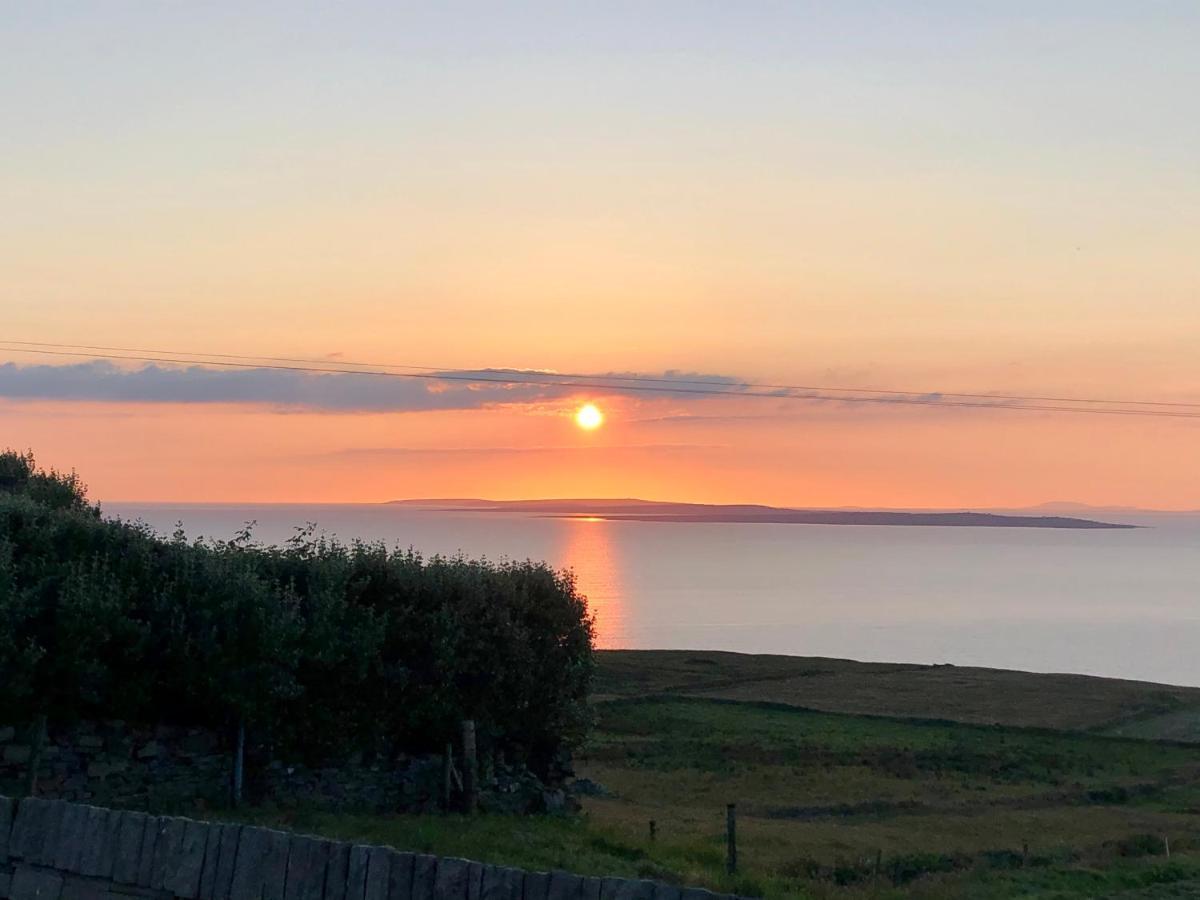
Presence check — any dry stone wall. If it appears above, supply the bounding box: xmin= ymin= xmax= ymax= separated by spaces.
xmin=0 ymin=725 xmax=533 ymax=815
xmin=0 ymin=723 xmax=228 ymax=809
xmin=0 ymin=797 xmax=742 ymax=900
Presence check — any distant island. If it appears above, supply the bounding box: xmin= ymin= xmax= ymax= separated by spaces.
xmin=387 ymin=498 xmax=1135 ymax=529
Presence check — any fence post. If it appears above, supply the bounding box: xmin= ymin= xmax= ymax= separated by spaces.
xmin=231 ymin=719 xmax=246 ymax=807
xmin=649 ymin=820 xmax=657 ymax=842
xmin=726 ymin=803 xmax=737 ymax=875
xmin=1165 ymin=835 xmax=1171 ymax=858
xmin=25 ymin=714 xmax=47 ymax=798
xmin=442 ymin=742 xmax=454 ymax=811
xmin=461 ymin=720 xmax=478 ymax=813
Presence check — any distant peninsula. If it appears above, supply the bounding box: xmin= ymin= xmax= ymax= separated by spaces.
xmin=387 ymin=498 xmax=1135 ymax=529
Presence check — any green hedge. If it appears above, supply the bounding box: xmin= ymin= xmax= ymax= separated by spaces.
xmin=0 ymin=451 xmax=594 ymax=775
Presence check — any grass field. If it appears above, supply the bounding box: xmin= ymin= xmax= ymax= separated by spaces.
xmin=242 ymin=651 xmax=1200 ymax=898
xmin=594 ymin=651 xmax=1200 ymax=736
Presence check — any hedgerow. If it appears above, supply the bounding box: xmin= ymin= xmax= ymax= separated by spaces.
xmin=0 ymin=450 xmax=594 ymax=776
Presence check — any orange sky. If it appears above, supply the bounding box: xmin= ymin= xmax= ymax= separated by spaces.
xmin=2 ymin=5 xmax=1198 ymax=507
xmin=3 ymin=390 xmax=1197 ymax=509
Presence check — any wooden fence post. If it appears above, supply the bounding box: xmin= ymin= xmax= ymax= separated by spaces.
xmin=442 ymin=742 xmax=454 ymax=811
xmin=25 ymin=714 xmax=47 ymax=798
xmin=726 ymin=803 xmax=737 ymax=875
xmin=461 ymin=720 xmax=478 ymax=813
xmin=231 ymin=719 xmax=245 ymax=807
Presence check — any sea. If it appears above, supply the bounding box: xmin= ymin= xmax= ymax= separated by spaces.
xmin=106 ymin=503 xmax=1200 ymax=687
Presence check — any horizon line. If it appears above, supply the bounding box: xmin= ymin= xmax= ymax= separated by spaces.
xmin=96 ymin=496 xmax=1200 ymax=515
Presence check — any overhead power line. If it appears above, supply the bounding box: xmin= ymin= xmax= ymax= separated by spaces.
xmin=4 ymin=339 xmax=1200 ymax=410
xmin=1 ymin=340 xmax=1199 ymax=421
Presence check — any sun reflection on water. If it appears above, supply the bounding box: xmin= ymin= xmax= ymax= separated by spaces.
xmin=558 ymin=516 xmax=626 ymax=649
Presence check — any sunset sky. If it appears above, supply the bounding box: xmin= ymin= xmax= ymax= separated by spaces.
xmin=2 ymin=3 xmax=1198 ymax=507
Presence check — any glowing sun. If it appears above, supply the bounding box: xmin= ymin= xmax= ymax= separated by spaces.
xmin=575 ymin=403 xmax=604 ymax=430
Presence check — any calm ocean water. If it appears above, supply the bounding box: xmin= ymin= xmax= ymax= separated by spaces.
xmin=107 ymin=503 xmax=1200 ymax=687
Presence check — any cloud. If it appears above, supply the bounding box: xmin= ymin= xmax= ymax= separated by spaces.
xmin=316 ymin=443 xmax=722 ymax=459
xmin=0 ymin=361 xmax=746 ymax=413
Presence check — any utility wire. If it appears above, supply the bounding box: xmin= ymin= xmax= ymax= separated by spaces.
xmin=2 ymin=341 xmax=1199 ymax=420
xmin=4 ymin=339 xmax=1200 ymax=410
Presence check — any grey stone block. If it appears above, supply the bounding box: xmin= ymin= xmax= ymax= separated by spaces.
xmin=35 ymin=801 xmax=69 ymax=868
xmin=12 ymin=799 xmax=60 ymax=867
xmin=7 ymin=798 xmax=39 ymax=860
xmin=363 ymin=846 xmax=390 ymax=900
xmin=411 ymin=855 xmax=436 ymax=900
xmin=199 ymin=823 xmax=222 ymax=900
xmin=434 ymin=858 xmax=471 ymax=900
xmin=385 ymin=851 xmax=412 ymax=900
xmin=0 ymin=872 xmax=11 ymax=900
xmin=522 ymin=873 xmax=550 ymax=900
xmin=346 ymin=846 xmax=371 ymax=900
xmin=164 ymin=819 xmax=210 ymax=899
xmin=578 ymin=878 xmax=602 ymax=900
xmin=464 ymin=863 xmax=483 ymax=900
xmin=649 ymin=886 xmax=680 ymax=900
xmin=102 ymin=808 xmax=124 ymax=879
xmin=0 ymin=796 xmax=14 ymax=862
xmin=8 ymin=799 xmax=38 ymax=860
xmin=325 ymin=842 xmax=351 ymax=900
xmin=59 ymin=877 xmax=111 ymax=900
xmin=677 ymin=891 xmax=717 ymax=900
xmin=151 ymin=817 xmax=188 ymax=891
xmin=546 ymin=874 xmax=584 ymax=900
xmin=76 ymin=806 xmax=111 ymax=877
xmin=477 ymin=867 xmax=521 ymax=900
xmin=136 ymin=816 xmax=161 ymax=888
xmin=599 ymin=882 xmax=655 ymax=900
xmin=229 ymin=826 xmax=270 ymax=900
xmin=260 ymin=829 xmax=292 ymax=900
xmin=9 ymin=867 xmax=63 ymax=900
xmin=53 ymin=802 xmax=89 ymax=872
xmin=212 ymin=824 xmax=243 ymax=900
xmin=111 ymin=812 xmax=147 ymax=885
xmin=283 ymin=835 xmax=331 ymax=900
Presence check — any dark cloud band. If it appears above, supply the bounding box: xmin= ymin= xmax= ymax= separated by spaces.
xmin=0 ymin=361 xmax=741 ymax=413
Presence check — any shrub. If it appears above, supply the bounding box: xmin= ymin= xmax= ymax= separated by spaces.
xmin=0 ymin=449 xmax=594 ymax=778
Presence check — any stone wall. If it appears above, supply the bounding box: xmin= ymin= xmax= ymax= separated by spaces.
xmin=0 ymin=723 xmax=228 ymax=810
xmin=0 ymin=796 xmax=742 ymax=900
xmin=0 ymin=725 xmax=550 ymax=815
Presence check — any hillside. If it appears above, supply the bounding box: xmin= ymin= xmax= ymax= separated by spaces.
xmin=595 ymin=650 xmax=1200 ymax=738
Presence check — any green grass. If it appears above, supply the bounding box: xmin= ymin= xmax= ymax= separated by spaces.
xmin=594 ymin=650 xmax=1200 ymax=737
xmin=238 ymin=695 xmax=1200 ymax=898
xmin=588 ymin=697 xmax=1198 ymax=779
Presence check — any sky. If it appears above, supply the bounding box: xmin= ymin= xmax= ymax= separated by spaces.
xmin=2 ymin=2 xmax=1198 ymax=507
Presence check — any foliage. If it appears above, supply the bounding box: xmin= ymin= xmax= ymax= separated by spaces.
xmin=0 ymin=450 xmax=594 ymax=774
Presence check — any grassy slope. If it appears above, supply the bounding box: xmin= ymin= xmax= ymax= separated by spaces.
xmin=594 ymin=650 xmax=1200 ymax=735
xmin=241 ymin=651 xmax=1200 ymax=898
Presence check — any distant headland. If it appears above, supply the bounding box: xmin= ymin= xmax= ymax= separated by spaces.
xmin=387 ymin=498 xmax=1135 ymax=529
